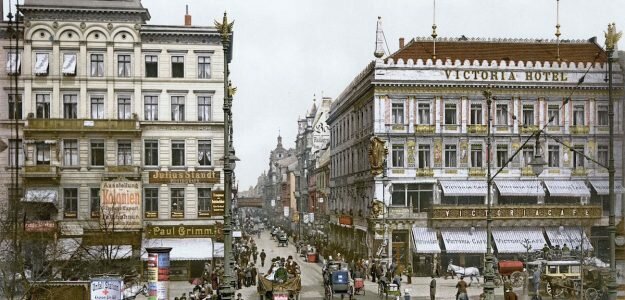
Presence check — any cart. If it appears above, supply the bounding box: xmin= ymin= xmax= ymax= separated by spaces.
xmin=277 ymin=234 xmax=288 ymax=247
xmin=353 ymin=278 xmax=365 ymax=295
xmin=494 ymin=260 xmax=527 ymax=288
xmin=324 ymin=270 xmax=353 ymax=299
xmin=257 ymin=268 xmax=301 ymax=300
xmin=582 ymin=266 xmax=609 ymax=300
xmin=377 ymin=279 xmax=400 ymax=300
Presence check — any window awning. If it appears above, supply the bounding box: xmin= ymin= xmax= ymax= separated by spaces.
xmin=141 ymin=238 xmax=213 ymax=261
xmin=440 ymin=228 xmax=487 ymax=253
xmin=544 ymin=181 xmax=590 ymax=197
xmin=412 ymin=227 xmax=441 ymax=254
xmin=6 ymin=53 xmax=20 ymax=74
xmin=214 ymin=242 xmax=224 ymax=258
xmin=23 ymin=189 xmax=58 ymax=205
xmin=439 ymin=181 xmax=487 ymax=196
xmin=589 ymin=181 xmax=625 ymax=195
xmin=545 ymin=227 xmax=593 ymax=251
xmin=34 ymin=53 xmax=49 ymax=75
xmin=495 ymin=180 xmax=545 ymax=196
xmin=62 ymin=54 xmax=77 ymax=75
xmin=492 ymin=227 xmax=547 ymax=253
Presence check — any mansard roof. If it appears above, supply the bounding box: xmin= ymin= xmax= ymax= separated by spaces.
xmin=389 ymin=37 xmax=607 ymax=64
xmin=20 ymin=0 xmax=150 ymax=22
xmin=23 ymin=0 xmax=144 ymax=9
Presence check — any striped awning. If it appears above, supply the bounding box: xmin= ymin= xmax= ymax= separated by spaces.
xmin=412 ymin=227 xmax=441 ymax=254
xmin=439 ymin=181 xmax=487 ymax=196
xmin=142 ymin=238 xmax=213 ymax=261
xmin=492 ymin=227 xmax=547 ymax=253
xmin=589 ymin=181 xmax=625 ymax=195
xmin=544 ymin=181 xmax=590 ymax=197
xmin=495 ymin=180 xmax=545 ymax=196
xmin=441 ymin=228 xmax=487 ymax=254
xmin=545 ymin=227 xmax=593 ymax=251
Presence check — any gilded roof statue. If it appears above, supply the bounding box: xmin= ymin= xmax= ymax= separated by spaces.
xmin=215 ymin=12 xmax=234 ymax=41
xmin=369 ymin=136 xmax=387 ymax=176
xmin=228 ymin=80 xmax=237 ymax=98
xmin=605 ymin=23 xmax=622 ymax=51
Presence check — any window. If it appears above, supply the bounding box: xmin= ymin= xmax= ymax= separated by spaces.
xmin=391 ymin=144 xmax=404 ymax=168
xmin=64 ymin=188 xmax=78 ymax=218
xmin=145 ymin=55 xmax=158 ymax=77
xmin=548 ymin=145 xmax=560 ymax=168
xmin=117 ymin=140 xmax=132 ymax=166
xmin=497 ymin=144 xmax=509 ymax=168
xmin=171 ymin=188 xmax=185 ymax=218
xmin=522 ymin=145 xmax=534 ymax=167
xmin=418 ymin=144 xmax=430 ymax=168
xmin=90 ymin=188 xmax=100 ymax=218
xmin=171 ymin=141 xmax=185 ymax=166
xmin=8 ymin=139 xmax=23 ymax=167
xmin=171 ymin=56 xmax=184 ymax=78
xmin=470 ymin=104 xmax=482 ymax=125
xmin=573 ymin=105 xmax=585 ymax=126
xmin=35 ymin=94 xmax=50 ymax=118
xmin=62 ymin=53 xmax=77 ymax=75
xmin=117 ymin=96 xmax=132 ymax=119
xmin=444 ymin=103 xmax=457 ymax=125
xmin=198 ymin=188 xmax=211 ymax=217
xmin=63 ymin=139 xmax=79 ymax=166
xmin=91 ymin=96 xmax=105 ymax=119
xmin=548 ymin=105 xmax=560 ymax=125
xmin=63 ymin=94 xmax=78 ymax=119
xmin=35 ymin=142 xmax=51 ymax=165
xmin=470 ymin=144 xmax=482 ymax=168
xmin=117 ymin=54 xmax=131 ymax=77
xmin=144 ymin=140 xmax=159 ymax=166
xmin=197 ymin=56 xmax=211 ymax=79
xmin=573 ymin=145 xmax=585 ymax=168
xmin=391 ymin=183 xmax=433 ymax=213
xmin=523 ymin=104 xmax=535 ymax=126
xmin=6 ymin=52 xmax=21 ymax=75
xmin=34 ymin=53 xmax=49 ymax=75
xmin=144 ymin=96 xmax=158 ymax=121
xmin=444 ymin=144 xmax=457 ymax=168
xmin=8 ymin=94 xmax=22 ymax=120
xmin=90 ymin=140 xmax=105 ymax=166
xmin=171 ymin=96 xmax=185 ymax=121
xmin=598 ymin=145 xmax=608 ymax=168
xmin=418 ymin=103 xmax=430 ymax=125
xmin=496 ymin=104 xmax=508 ymax=125
xmin=144 ymin=188 xmax=159 ymax=218
xmin=198 ymin=96 xmax=211 ymax=121
xmin=391 ymin=103 xmax=404 ymax=124
xmin=198 ymin=140 xmax=211 ymax=166
xmin=90 ymin=53 xmax=104 ymax=77
xmin=597 ymin=105 xmax=608 ymax=126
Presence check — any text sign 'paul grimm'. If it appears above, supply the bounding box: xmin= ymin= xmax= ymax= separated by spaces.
xmin=149 ymin=171 xmax=220 ymax=184
xmin=146 ymin=224 xmax=223 ymax=239
xmin=431 ymin=205 xmax=603 ymax=220
xmin=100 ymin=180 xmax=142 ymax=230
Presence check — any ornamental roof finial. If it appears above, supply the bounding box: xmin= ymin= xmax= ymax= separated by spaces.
xmin=374 ymin=16 xmax=385 ymax=58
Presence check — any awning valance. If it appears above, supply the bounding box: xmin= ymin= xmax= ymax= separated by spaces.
xmin=492 ymin=227 xmax=547 ymax=253
xmin=495 ymin=180 xmax=545 ymax=196
xmin=544 ymin=181 xmax=590 ymax=197
xmin=412 ymin=227 xmax=441 ymax=254
xmin=142 ymin=238 xmax=213 ymax=261
xmin=441 ymin=228 xmax=486 ymax=254
xmin=545 ymin=227 xmax=593 ymax=251
xmin=589 ymin=181 xmax=625 ymax=195
xmin=23 ymin=189 xmax=58 ymax=204
xmin=440 ymin=181 xmax=487 ymax=196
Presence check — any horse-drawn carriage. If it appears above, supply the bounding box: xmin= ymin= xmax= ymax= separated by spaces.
xmin=277 ymin=234 xmax=288 ymax=247
xmin=322 ymin=261 xmax=353 ymax=299
xmin=447 ymin=263 xmax=481 ymax=286
xmin=257 ymin=267 xmax=302 ymax=300
xmin=494 ymin=260 xmax=527 ymax=288
xmin=376 ymin=278 xmax=400 ymax=300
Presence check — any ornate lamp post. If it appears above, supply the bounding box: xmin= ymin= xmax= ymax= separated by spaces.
xmin=482 ymin=88 xmax=496 ymax=300
xmin=215 ymin=12 xmax=236 ymax=300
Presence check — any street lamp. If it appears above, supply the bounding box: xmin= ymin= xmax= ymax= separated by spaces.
xmin=528 ymin=133 xmax=546 ymax=177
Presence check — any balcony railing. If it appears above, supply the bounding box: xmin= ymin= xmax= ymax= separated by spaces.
xmin=416 ymin=168 xmax=434 ymax=177
xmin=520 ymin=125 xmax=540 ymax=134
xmin=469 ymin=168 xmax=486 ymax=177
xmin=25 ymin=118 xmax=139 ymax=134
xmin=468 ymin=125 xmax=487 ymax=134
xmin=414 ymin=125 xmax=435 ymax=134
xmin=104 ymin=165 xmax=141 ymax=178
xmin=570 ymin=125 xmax=590 ymax=135
xmin=572 ymin=168 xmax=588 ymax=176
xmin=24 ymin=165 xmax=59 ymax=178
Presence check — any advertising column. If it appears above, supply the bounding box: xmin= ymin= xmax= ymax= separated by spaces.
xmin=145 ymin=247 xmax=172 ymax=300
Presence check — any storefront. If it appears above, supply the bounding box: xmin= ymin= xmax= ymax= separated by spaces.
xmin=411 ymin=227 xmax=441 ymax=276
xmin=544 ymin=226 xmax=593 ymax=253
xmin=440 ymin=227 xmax=486 ymax=268
xmin=491 ymin=227 xmax=547 ymax=259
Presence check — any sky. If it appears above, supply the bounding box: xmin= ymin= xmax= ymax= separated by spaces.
xmin=5 ymin=0 xmax=624 ymax=189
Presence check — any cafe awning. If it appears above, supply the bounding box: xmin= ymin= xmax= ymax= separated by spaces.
xmin=439 ymin=181 xmax=487 ymax=196
xmin=589 ymin=181 xmax=625 ymax=195
xmin=544 ymin=181 xmax=590 ymax=197
xmin=412 ymin=227 xmax=441 ymax=254
xmin=214 ymin=242 xmax=224 ymax=258
xmin=141 ymin=238 xmax=213 ymax=261
xmin=491 ymin=227 xmax=547 ymax=254
xmin=23 ymin=189 xmax=58 ymax=204
xmin=495 ymin=180 xmax=545 ymax=196
xmin=545 ymin=227 xmax=593 ymax=251
xmin=440 ymin=228 xmax=487 ymax=254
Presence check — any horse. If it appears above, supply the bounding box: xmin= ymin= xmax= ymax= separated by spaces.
xmin=447 ymin=263 xmax=480 ymax=285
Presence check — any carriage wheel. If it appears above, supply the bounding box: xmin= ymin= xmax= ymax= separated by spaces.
xmin=510 ymin=271 xmax=525 ymax=288
xmin=585 ymin=288 xmax=599 ymax=300
xmin=493 ymin=275 xmax=503 ymax=287
xmin=546 ymin=282 xmax=564 ymax=297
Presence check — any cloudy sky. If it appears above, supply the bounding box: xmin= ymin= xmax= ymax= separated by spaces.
xmin=6 ymin=0 xmax=623 ymax=188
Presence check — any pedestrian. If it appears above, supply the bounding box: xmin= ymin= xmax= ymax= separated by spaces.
xmin=253 ymin=251 xmax=258 ymax=265
xmin=251 ymin=265 xmax=257 ymax=286
xmin=245 ymin=266 xmax=252 ymax=287
xmin=504 ymin=287 xmax=518 ymax=300
xmin=532 ymin=266 xmax=542 ymax=296
xmin=260 ymin=249 xmax=267 ymax=268
xmin=370 ymin=261 xmax=377 ymax=283
xmin=389 ymin=261 xmax=397 ymax=277
xmin=392 ymin=273 xmax=401 ymax=290
xmin=456 ymin=276 xmax=468 ymax=300
xmin=429 ymin=275 xmax=436 ymax=300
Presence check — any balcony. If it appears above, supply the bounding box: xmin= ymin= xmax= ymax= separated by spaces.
xmin=416 ymin=168 xmax=434 ymax=177
xmin=391 ymin=124 xmax=406 ymax=131
xmin=23 ymin=165 xmax=59 ymax=178
xmin=414 ymin=125 xmax=435 ymax=134
xmin=520 ymin=125 xmax=539 ymax=134
xmin=570 ymin=125 xmax=590 ymax=135
xmin=25 ymin=119 xmax=140 ymax=135
xmin=572 ymin=168 xmax=588 ymax=176
xmin=469 ymin=168 xmax=486 ymax=177
xmin=104 ymin=165 xmax=141 ymax=179
xmin=468 ymin=125 xmax=487 ymax=134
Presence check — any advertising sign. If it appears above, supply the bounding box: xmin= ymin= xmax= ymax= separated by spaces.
xmin=146 ymin=224 xmax=223 ymax=239
xmin=271 ymin=199 xmax=276 ymax=207
xmin=100 ymin=180 xmax=142 ymax=230
xmin=90 ymin=277 xmax=123 ymax=300
xmin=146 ymin=248 xmax=171 ymax=300
xmin=149 ymin=171 xmax=220 ymax=184
xmin=283 ymin=206 xmax=290 ymax=217
xmin=211 ymin=190 xmax=225 ymax=215
xmin=146 ymin=253 xmax=158 ymax=300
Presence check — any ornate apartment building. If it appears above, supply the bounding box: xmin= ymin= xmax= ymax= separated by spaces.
xmin=0 ymin=0 xmax=229 ymax=280
xmin=327 ymin=28 xmax=624 ymax=275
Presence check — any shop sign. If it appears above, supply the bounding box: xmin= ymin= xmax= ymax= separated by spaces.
xmin=339 ymin=215 xmax=353 ymax=226
xmin=25 ymin=220 xmax=56 ymax=233
xmin=101 ymin=180 xmax=142 ymax=230
xmin=90 ymin=277 xmax=123 ymax=300
xmin=146 ymin=224 xmax=223 ymax=239
xmin=283 ymin=206 xmax=290 ymax=217
xmin=431 ymin=205 xmax=602 ymax=220
xmin=148 ymin=171 xmax=220 ymax=184
xmin=211 ymin=191 xmax=225 ymax=215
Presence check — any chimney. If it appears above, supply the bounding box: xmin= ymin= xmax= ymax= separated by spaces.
xmin=399 ymin=37 xmax=405 ymax=48
xmin=184 ymin=5 xmax=192 ymax=26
